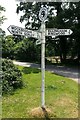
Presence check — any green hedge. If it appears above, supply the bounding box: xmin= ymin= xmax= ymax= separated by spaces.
xmin=2 ymin=59 xmax=23 ymax=95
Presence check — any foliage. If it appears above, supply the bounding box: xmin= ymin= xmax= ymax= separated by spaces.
xmin=2 ymin=3 xmax=80 ymax=64
xmin=14 ymin=38 xmax=41 ymax=62
xmin=2 ymin=35 xmax=41 ymax=62
xmin=16 ymin=2 xmax=80 ymax=63
xmin=0 ymin=5 xmax=6 ymax=59
xmin=0 ymin=5 xmax=6 ymax=26
xmin=2 ymin=59 xmax=23 ymax=94
xmin=2 ymin=35 xmax=15 ymax=59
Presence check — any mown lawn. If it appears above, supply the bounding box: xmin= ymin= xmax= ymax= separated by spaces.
xmin=2 ymin=66 xmax=78 ymax=118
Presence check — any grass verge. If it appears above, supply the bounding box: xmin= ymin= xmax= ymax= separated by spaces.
xmin=2 ymin=66 xmax=78 ymax=118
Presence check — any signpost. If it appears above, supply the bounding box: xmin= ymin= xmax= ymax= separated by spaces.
xmin=7 ymin=6 xmax=73 ymax=109
xmin=39 ymin=7 xmax=48 ymax=108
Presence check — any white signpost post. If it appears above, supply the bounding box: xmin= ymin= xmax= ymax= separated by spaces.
xmin=7 ymin=6 xmax=73 ymax=109
xmin=38 ymin=7 xmax=73 ymax=109
xmin=38 ymin=7 xmax=48 ymax=109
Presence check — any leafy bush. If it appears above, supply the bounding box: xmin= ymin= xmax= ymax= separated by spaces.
xmin=14 ymin=38 xmax=41 ymax=62
xmin=2 ymin=35 xmax=15 ymax=59
xmin=2 ymin=59 xmax=23 ymax=95
xmin=2 ymin=36 xmax=41 ymax=63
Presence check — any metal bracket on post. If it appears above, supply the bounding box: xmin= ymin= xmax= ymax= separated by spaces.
xmin=36 ymin=40 xmax=41 ymax=45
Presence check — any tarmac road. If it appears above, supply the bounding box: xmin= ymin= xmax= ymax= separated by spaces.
xmin=13 ymin=61 xmax=79 ymax=83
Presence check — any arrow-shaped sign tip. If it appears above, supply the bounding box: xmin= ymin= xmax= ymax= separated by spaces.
xmin=70 ymin=30 xmax=73 ymax=35
xmin=7 ymin=25 xmax=12 ymax=33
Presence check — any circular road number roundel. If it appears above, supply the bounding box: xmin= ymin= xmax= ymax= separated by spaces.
xmin=39 ymin=7 xmax=48 ymax=22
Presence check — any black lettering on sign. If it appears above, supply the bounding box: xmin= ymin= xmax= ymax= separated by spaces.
xmin=55 ymin=29 xmax=59 ymax=36
xmin=59 ymin=29 xmax=65 ymax=35
xmin=24 ymin=30 xmax=32 ymax=37
xmin=64 ymin=29 xmax=67 ymax=32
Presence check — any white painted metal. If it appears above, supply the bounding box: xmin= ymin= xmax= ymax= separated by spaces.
xmin=41 ymin=22 xmax=46 ymax=108
xmin=46 ymin=29 xmax=73 ymax=37
xmin=7 ymin=25 xmax=41 ymax=39
xmin=39 ymin=7 xmax=48 ymax=22
xmin=36 ymin=40 xmax=41 ymax=45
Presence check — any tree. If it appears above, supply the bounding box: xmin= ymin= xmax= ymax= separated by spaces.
xmin=16 ymin=2 xmax=64 ymax=62
xmin=0 ymin=5 xmax=6 ymax=59
xmin=47 ymin=2 xmax=80 ymax=63
xmin=14 ymin=38 xmax=41 ymax=62
xmin=0 ymin=5 xmax=6 ymax=26
xmin=2 ymin=35 xmax=15 ymax=59
xmin=59 ymin=2 xmax=80 ymax=61
xmin=16 ymin=2 xmax=80 ymax=64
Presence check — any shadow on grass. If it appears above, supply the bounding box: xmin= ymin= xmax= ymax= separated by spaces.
xmin=22 ymin=67 xmax=41 ymax=74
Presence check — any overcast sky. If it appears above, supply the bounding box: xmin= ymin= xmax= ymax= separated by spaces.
xmin=0 ymin=0 xmax=25 ymax=35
